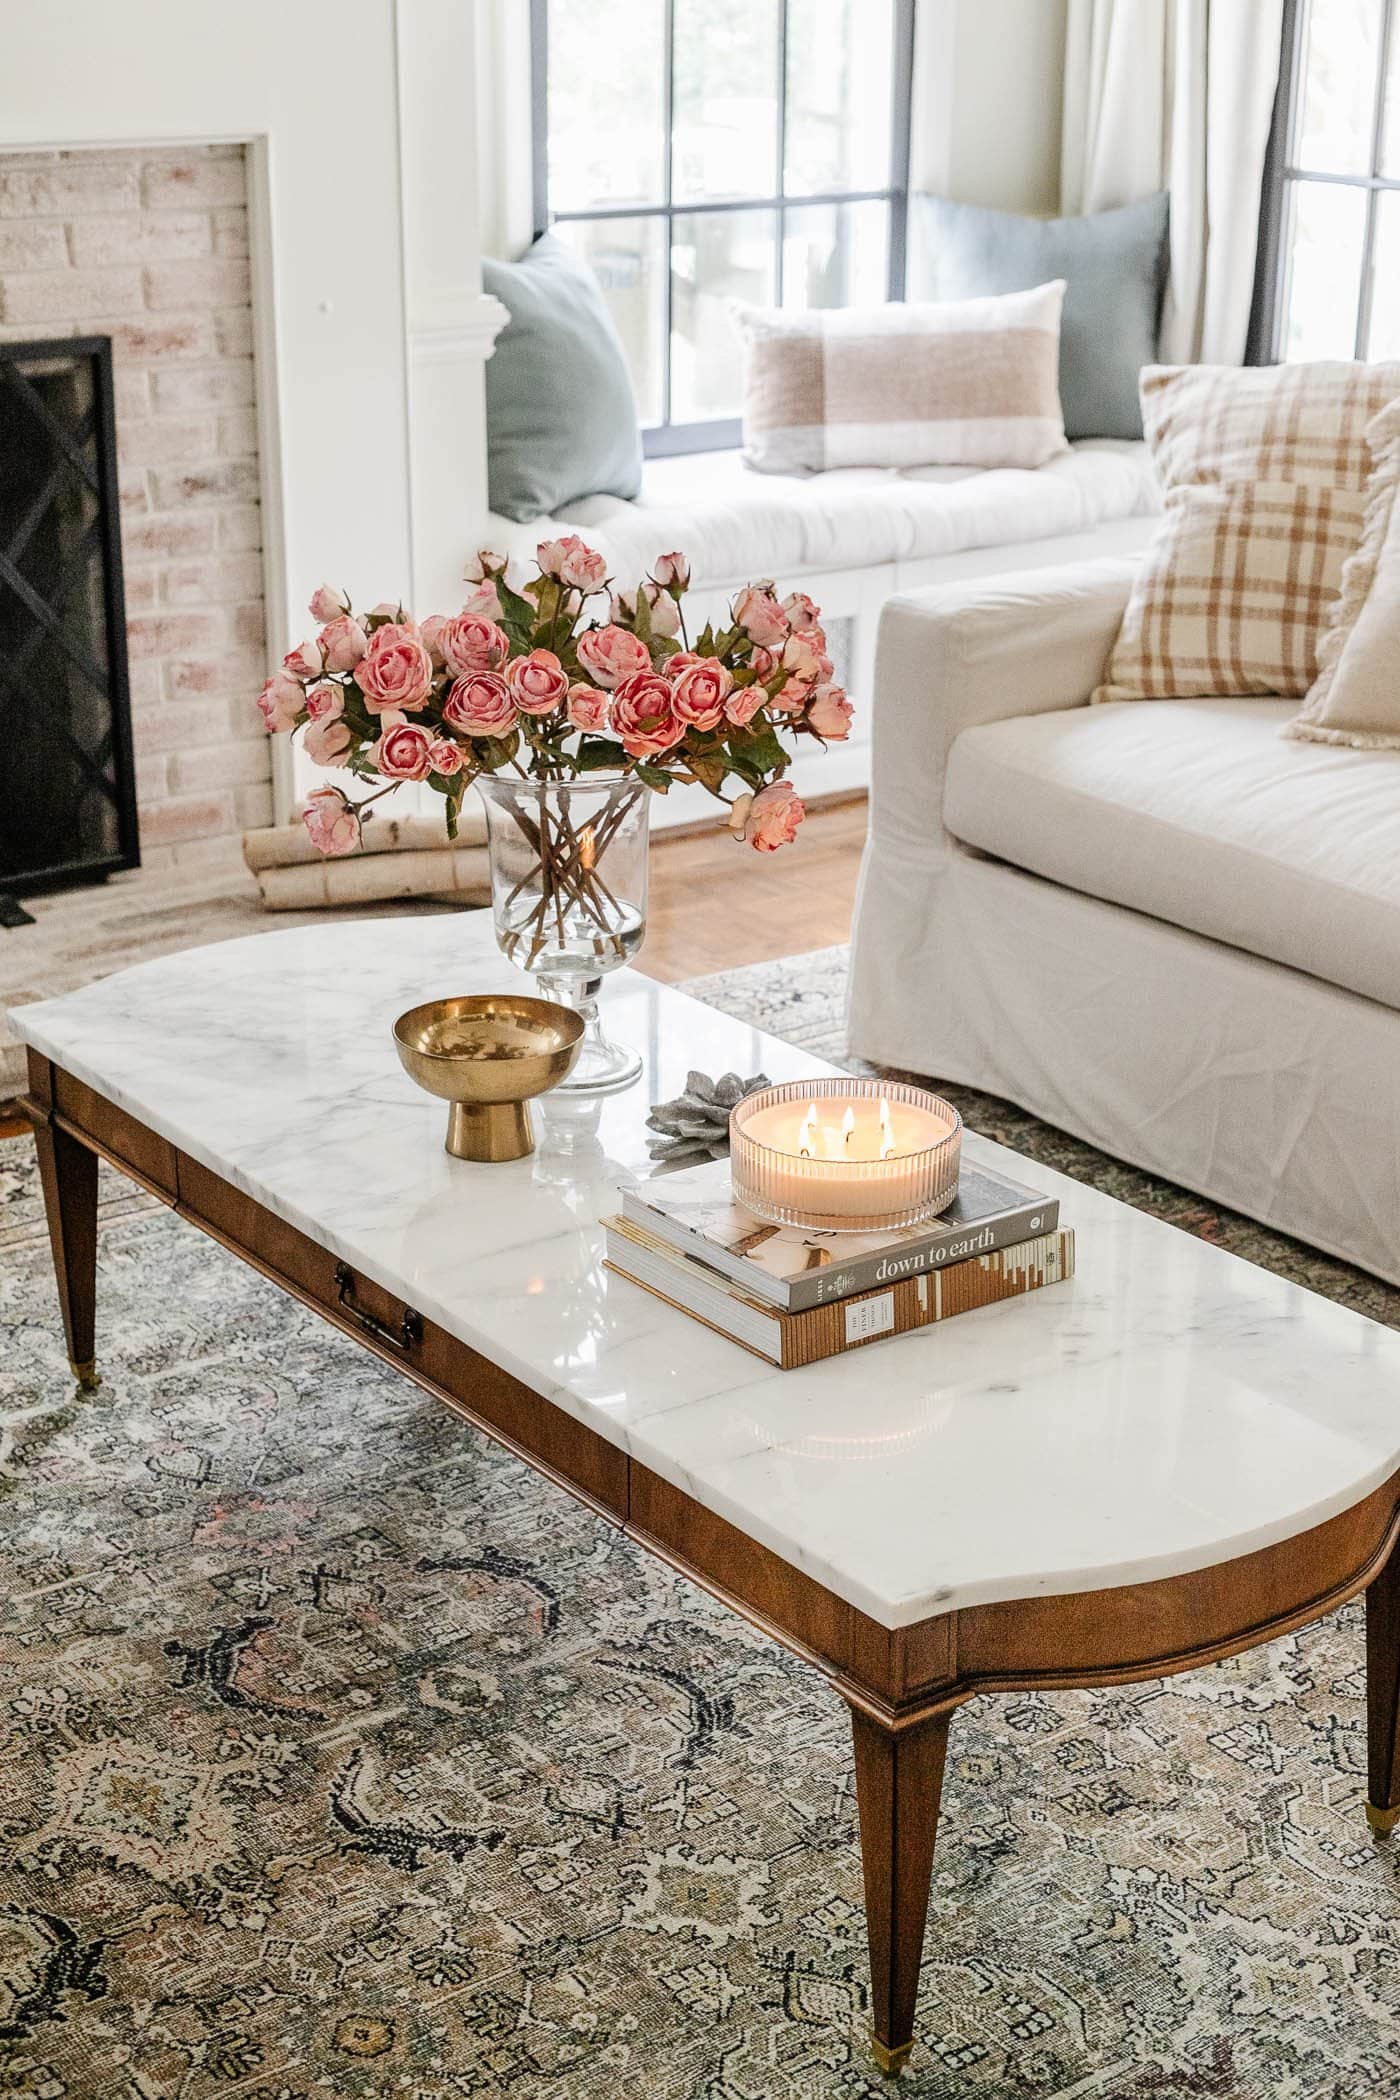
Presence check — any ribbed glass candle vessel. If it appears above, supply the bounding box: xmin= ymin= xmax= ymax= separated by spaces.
xmin=729 ymin=1078 xmax=962 ymax=1233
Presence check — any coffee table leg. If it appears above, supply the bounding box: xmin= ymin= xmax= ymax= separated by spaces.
xmin=851 ymin=1705 xmax=952 ymax=2074
xmin=32 ymin=1116 xmax=100 ymax=1390
xmin=1367 ymin=1544 xmax=1400 ymax=1835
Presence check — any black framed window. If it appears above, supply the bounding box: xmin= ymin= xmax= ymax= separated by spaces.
xmin=1252 ymin=0 xmax=1400 ymax=362
xmin=531 ymin=0 xmax=916 ymax=456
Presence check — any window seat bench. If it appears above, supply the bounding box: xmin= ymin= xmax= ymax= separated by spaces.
xmin=487 ymin=440 xmax=1162 ymax=827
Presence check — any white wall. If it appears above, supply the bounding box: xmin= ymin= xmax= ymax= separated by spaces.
xmin=0 ymin=0 xmax=504 ymax=819
xmin=913 ymin=0 xmax=1068 ymax=214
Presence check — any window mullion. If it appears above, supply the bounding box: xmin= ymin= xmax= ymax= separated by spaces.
xmin=889 ymin=0 xmax=916 ymax=300
xmin=662 ymin=0 xmax=675 ymax=432
xmin=1358 ymin=0 xmax=1398 ymax=354
xmin=776 ymin=0 xmax=788 ymax=306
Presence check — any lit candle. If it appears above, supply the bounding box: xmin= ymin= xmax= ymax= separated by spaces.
xmin=730 ymin=1080 xmax=962 ymax=1232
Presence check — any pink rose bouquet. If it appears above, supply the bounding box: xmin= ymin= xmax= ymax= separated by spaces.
xmin=260 ymin=545 xmax=853 ymax=860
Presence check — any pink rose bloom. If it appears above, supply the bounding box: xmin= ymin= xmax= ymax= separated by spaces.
xmin=567 ymin=682 xmax=611 ymax=733
xmin=418 ymin=614 xmax=447 ymax=665
xmin=653 ymin=551 xmax=690 ymax=592
xmin=671 ymin=657 xmax=733 ymax=729
xmin=256 ymin=674 xmax=302 ymax=733
xmin=465 ymin=548 xmax=507 ymax=584
xmin=374 ymin=719 xmax=435 ymax=780
xmin=781 ymin=590 xmax=822 ymax=632
xmin=736 ymin=780 xmax=805 ymax=852
xmin=443 ymin=671 xmax=514 ymax=737
xmin=610 ymin=670 xmax=684 ymax=758
xmin=368 ymin=599 xmax=405 ymax=621
xmin=536 ymin=533 xmax=605 ymax=592
xmin=308 ymin=583 xmax=349 ymax=623
xmin=302 ymin=784 xmax=360 ymax=857
xmin=318 ymin=615 xmax=368 ymax=672
xmin=356 ymin=622 xmax=434 ymax=714
xmin=807 ymin=684 xmax=853 ymax=740
xmin=304 ymin=712 xmax=353 ymax=767
xmin=428 ymin=737 xmax=467 ymax=776
xmin=439 ymin=612 xmax=509 ymax=678
xmin=664 ymin=650 xmax=702 ymax=678
xmin=611 ymin=582 xmax=680 ymax=638
xmin=506 ymin=647 xmax=570 ymax=715
xmin=748 ymin=644 xmax=776 ymax=682
xmin=723 ymin=683 xmax=766 ymax=728
xmin=304 ymin=682 xmax=344 ymax=723
xmin=577 ymin=623 xmax=651 ymax=689
xmin=779 ymin=631 xmax=824 ymax=684
xmin=283 ymin=637 xmax=324 ymax=683
xmin=464 ymin=579 xmax=503 ymax=619
xmin=733 ymin=583 xmax=789 ymax=649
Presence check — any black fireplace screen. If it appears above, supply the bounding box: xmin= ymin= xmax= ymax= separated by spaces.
xmin=0 ymin=335 xmax=138 ymax=899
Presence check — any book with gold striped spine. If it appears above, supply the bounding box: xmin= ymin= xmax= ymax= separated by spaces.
xmin=604 ymin=1215 xmax=1075 ymax=1369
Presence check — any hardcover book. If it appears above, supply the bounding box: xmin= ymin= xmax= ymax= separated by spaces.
xmin=605 ymin=1217 xmax=1076 ymax=1370
xmin=622 ymin=1155 xmax=1059 ymax=1313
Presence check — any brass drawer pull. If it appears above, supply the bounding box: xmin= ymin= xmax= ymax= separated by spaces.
xmin=333 ymin=1262 xmax=423 ymax=1355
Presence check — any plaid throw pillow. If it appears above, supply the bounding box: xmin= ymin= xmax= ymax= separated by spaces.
xmin=1095 ymin=361 xmax=1400 ymax=703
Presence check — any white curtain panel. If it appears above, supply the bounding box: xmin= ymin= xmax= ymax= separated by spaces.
xmin=1061 ymin=0 xmax=1285 ymax=364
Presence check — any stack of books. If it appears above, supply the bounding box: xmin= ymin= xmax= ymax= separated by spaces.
xmin=603 ymin=1156 xmax=1074 ymax=1369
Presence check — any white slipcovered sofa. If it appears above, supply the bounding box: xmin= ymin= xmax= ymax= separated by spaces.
xmin=849 ymin=557 xmax=1400 ymax=1285
xmin=491 ymin=441 xmax=1160 ymax=826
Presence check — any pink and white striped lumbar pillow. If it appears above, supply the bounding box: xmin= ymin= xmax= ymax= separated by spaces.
xmin=731 ymin=281 xmax=1068 ymax=476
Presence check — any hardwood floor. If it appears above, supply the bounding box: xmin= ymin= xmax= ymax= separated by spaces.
xmin=0 ymin=796 xmax=867 ymax=1137
xmin=639 ymin=792 xmax=867 ymax=981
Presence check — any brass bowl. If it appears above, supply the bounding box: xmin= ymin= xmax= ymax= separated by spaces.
xmin=393 ymin=994 xmax=584 ymax=1161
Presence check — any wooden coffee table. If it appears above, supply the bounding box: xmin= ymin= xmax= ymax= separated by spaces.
xmin=16 ymin=915 xmax=1400 ymax=2074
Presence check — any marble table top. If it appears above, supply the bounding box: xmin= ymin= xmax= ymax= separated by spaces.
xmin=15 ymin=915 xmax=1400 ymax=1630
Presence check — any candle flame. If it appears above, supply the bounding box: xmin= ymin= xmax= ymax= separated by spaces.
xmin=798 ymin=1102 xmax=817 ymax=1159
xmin=841 ymin=1105 xmax=855 ymax=1148
xmin=879 ymin=1097 xmax=895 ymax=1161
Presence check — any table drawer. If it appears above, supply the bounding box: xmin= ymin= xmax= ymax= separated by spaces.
xmin=177 ymin=1151 xmax=628 ymax=1518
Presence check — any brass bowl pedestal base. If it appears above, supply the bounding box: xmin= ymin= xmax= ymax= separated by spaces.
xmin=445 ymin=1097 xmax=534 ymax=1163
xmin=1367 ymin=1799 xmax=1400 ymax=1836
xmin=70 ymin=1358 xmax=100 ymax=1392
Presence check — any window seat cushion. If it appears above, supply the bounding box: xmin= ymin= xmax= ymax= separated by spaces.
xmin=486 ymin=439 xmax=1159 ymax=587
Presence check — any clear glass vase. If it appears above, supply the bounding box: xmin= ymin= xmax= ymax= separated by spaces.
xmin=475 ymin=772 xmax=649 ymax=1094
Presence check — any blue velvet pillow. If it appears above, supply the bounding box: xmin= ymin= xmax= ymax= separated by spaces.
xmin=910 ymin=193 xmax=1169 ymax=441
xmin=482 ymin=233 xmax=643 ymax=523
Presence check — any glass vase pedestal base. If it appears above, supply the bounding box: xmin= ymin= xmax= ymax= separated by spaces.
xmin=534 ymin=977 xmax=643 ymax=1095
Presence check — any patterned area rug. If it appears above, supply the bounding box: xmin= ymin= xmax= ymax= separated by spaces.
xmin=2 ymin=945 xmax=1399 ymax=2100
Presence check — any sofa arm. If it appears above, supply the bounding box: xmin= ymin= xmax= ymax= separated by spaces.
xmin=869 ymin=556 xmax=1138 ymax=850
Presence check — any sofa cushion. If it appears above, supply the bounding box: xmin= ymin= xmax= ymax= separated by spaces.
xmin=489 ymin=440 xmax=1159 ymax=589
xmin=944 ymin=697 xmax=1400 ymax=1010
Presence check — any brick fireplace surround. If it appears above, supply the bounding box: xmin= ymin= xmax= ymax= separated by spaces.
xmin=0 ymin=144 xmax=270 ymax=868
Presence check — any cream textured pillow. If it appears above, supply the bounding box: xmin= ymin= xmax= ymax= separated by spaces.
xmin=1286 ymin=398 xmax=1400 ymax=749
xmin=731 ymin=282 xmax=1068 ymax=475
xmin=1094 ymin=360 xmax=1400 ymax=704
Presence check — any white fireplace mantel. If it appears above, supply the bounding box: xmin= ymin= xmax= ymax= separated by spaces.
xmin=3 ymin=0 xmax=503 ymax=819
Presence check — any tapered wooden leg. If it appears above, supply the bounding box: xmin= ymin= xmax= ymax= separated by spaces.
xmin=1367 ymin=1545 xmax=1400 ymax=1835
xmin=32 ymin=1115 xmax=100 ymax=1388
xmin=851 ymin=1705 xmax=952 ymax=2074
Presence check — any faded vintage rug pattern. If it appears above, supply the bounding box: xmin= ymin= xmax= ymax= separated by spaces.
xmin=2 ymin=948 xmax=1400 ymax=2100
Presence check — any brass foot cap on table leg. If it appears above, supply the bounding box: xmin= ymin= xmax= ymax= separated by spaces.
xmin=870 ymin=2035 xmax=913 ymax=2076
xmin=1366 ymin=1800 xmax=1400 ymax=1836
xmin=69 ymin=1359 xmax=100 ymax=1392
